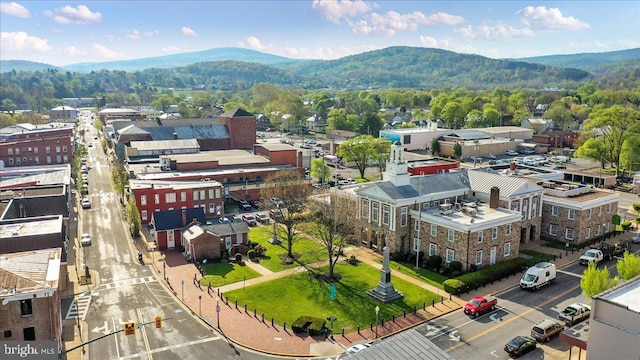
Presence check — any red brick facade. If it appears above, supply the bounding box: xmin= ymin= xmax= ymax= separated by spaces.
xmin=0 ymin=127 xmax=73 ymax=168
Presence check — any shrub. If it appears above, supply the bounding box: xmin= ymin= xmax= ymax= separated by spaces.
xmin=443 ymin=257 xmax=529 ymax=294
xmin=347 ymin=255 xmax=358 ymax=265
xmin=254 ymin=244 xmax=266 ymax=257
xmin=449 ymin=261 xmax=463 ymax=273
xmin=443 ymin=279 xmax=465 ymax=294
xmin=247 ymin=249 xmax=256 ymax=259
xmin=234 ymin=253 xmax=242 ymax=263
xmin=621 ymin=221 xmax=632 ymax=230
xmin=292 ymin=316 xmax=326 ymax=336
xmin=633 ymin=203 xmax=640 ymax=212
xmin=247 ymin=240 xmax=253 ymax=248
xmin=428 ymin=255 xmax=442 ymax=269
xmin=438 ymin=268 xmax=446 ymax=275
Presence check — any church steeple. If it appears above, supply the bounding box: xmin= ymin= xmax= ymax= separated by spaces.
xmin=382 ymin=141 xmax=410 ymax=186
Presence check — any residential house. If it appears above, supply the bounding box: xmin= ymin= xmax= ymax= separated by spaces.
xmin=151 ymin=208 xmax=206 ymax=250
xmin=521 ymin=118 xmax=553 ymax=134
xmin=0 ymin=248 xmax=63 ymax=350
xmin=182 ymin=221 xmax=249 ymax=261
xmin=538 ymin=180 xmax=618 ymax=244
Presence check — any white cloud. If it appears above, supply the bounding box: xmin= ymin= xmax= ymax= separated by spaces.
xmin=418 ymin=35 xmax=476 ymax=54
xmin=517 ymin=6 xmax=589 ymax=30
xmin=455 ymin=23 xmax=534 ymax=40
xmin=245 ymin=36 xmax=266 ymax=50
xmin=311 ymin=0 xmax=375 ymax=24
xmin=161 ymin=46 xmax=180 ymax=53
xmin=349 ymin=10 xmax=464 ymax=36
xmin=144 ymin=30 xmax=160 ymax=37
xmin=92 ymin=43 xmax=122 ymax=60
xmin=181 ymin=26 xmax=197 ymax=36
xmin=45 ymin=5 xmax=102 ymax=25
xmin=63 ymin=46 xmax=88 ymax=57
xmin=126 ymin=29 xmax=140 ymax=40
xmin=0 ymin=31 xmax=51 ymax=54
xmin=1 ymin=2 xmax=30 ymax=18
xmin=418 ymin=35 xmax=438 ymax=47
xmin=105 ymin=34 xmax=118 ymax=42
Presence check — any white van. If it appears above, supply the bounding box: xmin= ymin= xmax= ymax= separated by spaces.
xmin=520 ymin=262 xmax=556 ymax=290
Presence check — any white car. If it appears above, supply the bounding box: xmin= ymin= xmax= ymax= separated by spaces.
xmin=632 ymin=234 xmax=640 ymax=244
xmin=506 ymin=150 xmax=519 ymax=156
xmin=81 ymin=198 xmax=91 ymax=209
xmin=80 ymin=233 xmax=91 ymax=246
xmin=346 ymin=343 xmax=370 ymax=354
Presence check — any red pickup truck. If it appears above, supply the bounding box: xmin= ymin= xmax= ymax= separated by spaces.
xmin=464 ymin=296 xmax=497 ymax=318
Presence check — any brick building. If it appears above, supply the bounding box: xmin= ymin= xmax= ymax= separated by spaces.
xmin=0 ymin=124 xmax=74 ymax=168
xmin=182 ymin=221 xmax=249 ymax=261
xmin=151 ymin=208 xmax=206 ymax=250
xmin=539 ymin=180 xmax=619 ymax=244
xmin=130 ymin=180 xmax=224 ymax=224
xmin=0 ymin=248 xmax=63 ymax=349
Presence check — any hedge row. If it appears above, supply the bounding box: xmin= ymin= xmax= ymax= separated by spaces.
xmin=443 ymin=257 xmax=530 ymax=295
xmin=292 ymin=316 xmax=326 ymax=336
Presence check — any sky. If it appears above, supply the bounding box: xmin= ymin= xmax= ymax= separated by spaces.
xmin=1 ymin=1 xmax=639 ymax=66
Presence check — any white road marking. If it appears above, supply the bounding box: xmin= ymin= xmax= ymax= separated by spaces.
xmin=557 ymin=269 xmax=583 ymax=278
xmin=116 ymin=337 xmax=220 ymax=360
xmin=64 ymin=294 xmax=92 ymax=320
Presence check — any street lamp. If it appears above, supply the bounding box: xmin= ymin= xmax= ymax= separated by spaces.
xmin=181 ymin=280 xmax=185 ymax=300
xmin=163 ymin=254 xmax=166 ymax=280
xmin=374 ymin=305 xmax=380 ymax=338
xmin=199 ymin=295 xmax=202 ymax=317
xmin=216 ymin=298 xmax=221 ymax=329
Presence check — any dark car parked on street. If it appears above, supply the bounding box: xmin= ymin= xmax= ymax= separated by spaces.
xmin=504 ymin=336 xmax=536 ymax=358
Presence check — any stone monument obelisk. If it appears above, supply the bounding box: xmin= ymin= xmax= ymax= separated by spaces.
xmin=368 ymin=245 xmax=403 ymax=302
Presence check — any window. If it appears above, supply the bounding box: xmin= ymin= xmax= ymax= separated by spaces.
xmin=372 ymin=202 xmax=379 ymax=222
xmin=382 ymin=204 xmax=390 ymax=225
xmin=446 ymin=249 xmax=455 ymax=263
xmin=414 ymin=219 xmax=420 ymax=231
xmin=531 ymin=199 xmax=537 ymax=218
xmin=34 ymin=147 xmax=38 ymax=154
xmin=7 ymin=148 xmax=12 ymax=155
xmin=492 ymin=227 xmax=498 ymax=239
xmin=430 ymin=224 xmax=437 ymax=237
xmin=16 ymin=158 xmax=21 ymax=165
xmin=225 ymin=236 xmax=232 ymax=249
xmin=565 ymin=228 xmax=575 ymax=241
xmin=34 ymin=157 xmax=39 ymax=164
xmin=23 ymin=327 xmax=35 ymax=341
xmin=400 ymin=207 xmax=407 ymax=227
xmin=56 ymin=146 xmax=61 ymax=153
xmin=209 ymin=203 xmax=215 ymax=214
xmin=215 ymin=188 xmax=221 ymax=199
xmin=63 ymin=146 xmax=68 ymax=152
xmin=4 ymin=330 xmax=11 ymax=338
xmin=361 ymin=199 xmax=369 ymax=218
xmin=165 ymin=193 xmax=177 ymax=203
xmin=56 ymin=155 xmax=62 ymax=163
xmin=448 ymin=229 xmax=455 ymax=242
xmin=199 ymin=190 xmax=205 ymax=201
xmin=568 ymin=209 xmax=575 ymax=220
xmin=46 ymin=156 xmax=51 ymax=164
xmin=141 ymin=210 xmax=148 ymax=221
xmin=587 ymin=209 xmax=592 ymax=219
xmin=181 ymin=192 xmax=186 ymax=202
xmin=8 ymin=158 xmax=13 ymax=165
xmin=46 ymin=146 xmax=51 ymax=154
xmin=551 ymin=206 xmax=558 ymax=216
xmin=596 ymin=224 xmax=601 ymax=236
xmin=475 ymin=250 xmax=483 ymax=266
xmin=585 ymin=227 xmax=591 ymax=239
xmin=15 ymin=148 xmax=19 ymax=155
xmin=209 ymin=189 xmax=214 ymax=199
xmin=20 ymin=299 xmax=33 ymax=317
xmin=549 ymin=224 xmax=558 ymax=236
xmin=506 ymin=224 xmax=512 ymax=235
xmin=607 ymin=203 xmax=611 ymax=213
xmin=63 ymin=155 xmax=68 ymax=162
xmin=140 ymin=195 xmax=147 ymax=206
xmin=429 ymin=243 xmax=437 ymax=256
xmin=477 ymin=231 xmax=484 ymax=243
xmin=605 ymin=223 xmax=610 ymax=232
xmin=193 ymin=190 xmax=199 ymax=201
xmin=598 ymin=206 xmax=602 ymax=216
xmin=504 ymin=243 xmax=511 ymax=257
xmin=154 ymin=194 xmax=160 ymax=205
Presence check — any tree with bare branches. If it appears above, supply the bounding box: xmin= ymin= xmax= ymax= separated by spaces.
xmin=308 ymin=195 xmax=355 ymax=281
xmin=261 ymin=169 xmax=312 ymax=261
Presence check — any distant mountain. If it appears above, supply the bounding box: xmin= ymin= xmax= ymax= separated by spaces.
xmin=61 ymin=47 xmax=301 ymax=72
xmin=0 ymin=60 xmax=62 ymax=73
xmin=515 ymin=48 xmax=640 ymax=69
xmin=275 ymin=46 xmax=590 ymax=89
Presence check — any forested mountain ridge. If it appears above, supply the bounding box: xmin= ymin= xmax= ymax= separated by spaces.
xmin=516 ymin=48 xmax=640 ymax=69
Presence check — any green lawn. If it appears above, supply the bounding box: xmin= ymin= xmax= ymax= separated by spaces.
xmin=224 ymin=261 xmax=440 ymax=332
xmin=248 ymin=225 xmax=328 ymax=272
xmin=199 ymin=262 xmax=261 ymax=287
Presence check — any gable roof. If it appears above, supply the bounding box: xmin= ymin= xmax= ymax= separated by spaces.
xmin=356 ymin=182 xmax=419 ymax=201
xmin=467 ymin=169 xmax=542 ymax=197
xmin=221 ymin=108 xmax=253 ymax=118
xmin=152 ymin=208 xmax=206 ymax=231
xmin=202 ymin=222 xmax=249 ymax=236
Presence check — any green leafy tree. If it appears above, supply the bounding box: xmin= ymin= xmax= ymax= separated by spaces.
xmin=369 ymin=138 xmax=392 ymax=179
xmin=326 ymin=108 xmax=350 ymax=131
xmin=441 ymin=101 xmax=465 ymax=129
xmin=430 ymin=137 xmax=440 ymax=156
xmin=580 ymin=105 xmax=640 ymax=177
xmin=453 ymin=142 xmax=462 ymax=160
xmin=337 ymin=135 xmax=378 ymax=179
xmin=126 ymin=196 xmax=141 ymax=237
xmin=580 ymin=261 xmax=617 ymax=298
xmin=150 ymin=94 xmax=172 ymax=112
xmin=616 ymin=252 xmax=640 ymax=281
xmin=310 ymin=158 xmax=331 ymax=185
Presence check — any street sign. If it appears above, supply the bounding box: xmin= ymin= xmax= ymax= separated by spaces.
xmin=155 ymin=316 xmax=162 ymax=329
xmin=124 ymin=322 xmax=136 ymax=336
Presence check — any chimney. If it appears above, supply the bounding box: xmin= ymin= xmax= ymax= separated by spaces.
xmin=182 ymin=209 xmax=187 ymax=226
xmin=173 ymin=132 xmax=178 ymax=139
xmin=510 ymin=162 xmax=516 ymax=171
xmin=490 ymin=187 xmax=500 ymax=209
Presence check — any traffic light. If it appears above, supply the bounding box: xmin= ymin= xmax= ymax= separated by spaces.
xmin=154 ymin=316 xmax=162 ymax=329
xmin=124 ymin=322 xmax=136 ymax=336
